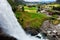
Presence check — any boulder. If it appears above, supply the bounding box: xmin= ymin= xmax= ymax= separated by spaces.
xmin=25 ymin=27 xmax=39 ymax=36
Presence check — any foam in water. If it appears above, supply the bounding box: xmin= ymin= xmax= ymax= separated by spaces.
xmin=0 ymin=0 xmax=47 ymax=40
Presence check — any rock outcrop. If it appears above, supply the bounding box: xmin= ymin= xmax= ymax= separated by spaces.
xmin=40 ymin=20 xmax=60 ymax=40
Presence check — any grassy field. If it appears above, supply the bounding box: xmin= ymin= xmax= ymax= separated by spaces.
xmin=8 ymin=0 xmax=60 ymax=30
xmin=15 ymin=6 xmax=49 ymax=29
xmin=15 ymin=11 xmax=48 ymax=29
xmin=24 ymin=6 xmax=37 ymax=13
xmin=24 ymin=6 xmax=36 ymax=10
xmin=15 ymin=5 xmax=60 ymax=29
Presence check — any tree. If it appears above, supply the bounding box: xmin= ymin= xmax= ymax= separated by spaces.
xmin=8 ymin=0 xmax=24 ymax=6
xmin=8 ymin=0 xmax=25 ymax=12
xmin=15 ymin=0 xmax=24 ymax=5
xmin=56 ymin=0 xmax=60 ymax=3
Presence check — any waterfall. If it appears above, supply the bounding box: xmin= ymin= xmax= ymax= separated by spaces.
xmin=0 ymin=0 xmax=47 ymax=40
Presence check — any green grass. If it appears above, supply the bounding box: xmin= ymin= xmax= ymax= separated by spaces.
xmin=24 ymin=6 xmax=37 ymax=13
xmin=10 ymin=4 xmax=48 ymax=29
xmin=8 ymin=3 xmax=48 ymax=29
xmin=15 ymin=11 xmax=48 ymax=29
xmin=8 ymin=0 xmax=49 ymax=30
xmin=24 ymin=6 xmax=36 ymax=10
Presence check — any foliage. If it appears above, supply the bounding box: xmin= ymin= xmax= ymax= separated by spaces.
xmin=8 ymin=0 xmax=24 ymax=12
xmin=7 ymin=0 xmax=16 ymax=8
xmin=49 ymin=15 xmax=58 ymax=20
xmin=7 ymin=0 xmax=17 ymax=12
xmin=52 ymin=15 xmax=58 ymax=19
xmin=53 ymin=6 xmax=60 ymax=11
xmin=52 ymin=20 xmax=59 ymax=25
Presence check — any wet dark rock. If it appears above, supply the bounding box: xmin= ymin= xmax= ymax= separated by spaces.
xmin=0 ymin=27 xmax=17 ymax=40
xmin=57 ymin=35 xmax=60 ymax=38
xmin=42 ymin=33 xmax=47 ymax=36
xmin=28 ymin=29 xmax=38 ymax=36
xmin=42 ymin=33 xmax=47 ymax=38
xmin=25 ymin=27 xmax=39 ymax=36
xmin=0 ymin=35 xmax=17 ymax=40
xmin=36 ymin=36 xmax=41 ymax=39
xmin=52 ymin=35 xmax=56 ymax=38
xmin=57 ymin=34 xmax=60 ymax=38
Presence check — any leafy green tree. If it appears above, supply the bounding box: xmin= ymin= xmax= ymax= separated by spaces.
xmin=56 ymin=0 xmax=60 ymax=3
xmin=8 ymin=0 xmax=24 ymax=6
xmin=8 ymin=0 xmax=25 ymax=12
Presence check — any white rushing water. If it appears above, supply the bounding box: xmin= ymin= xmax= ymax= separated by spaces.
xmin=0 ymin=0 xmax=47 ymax=40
